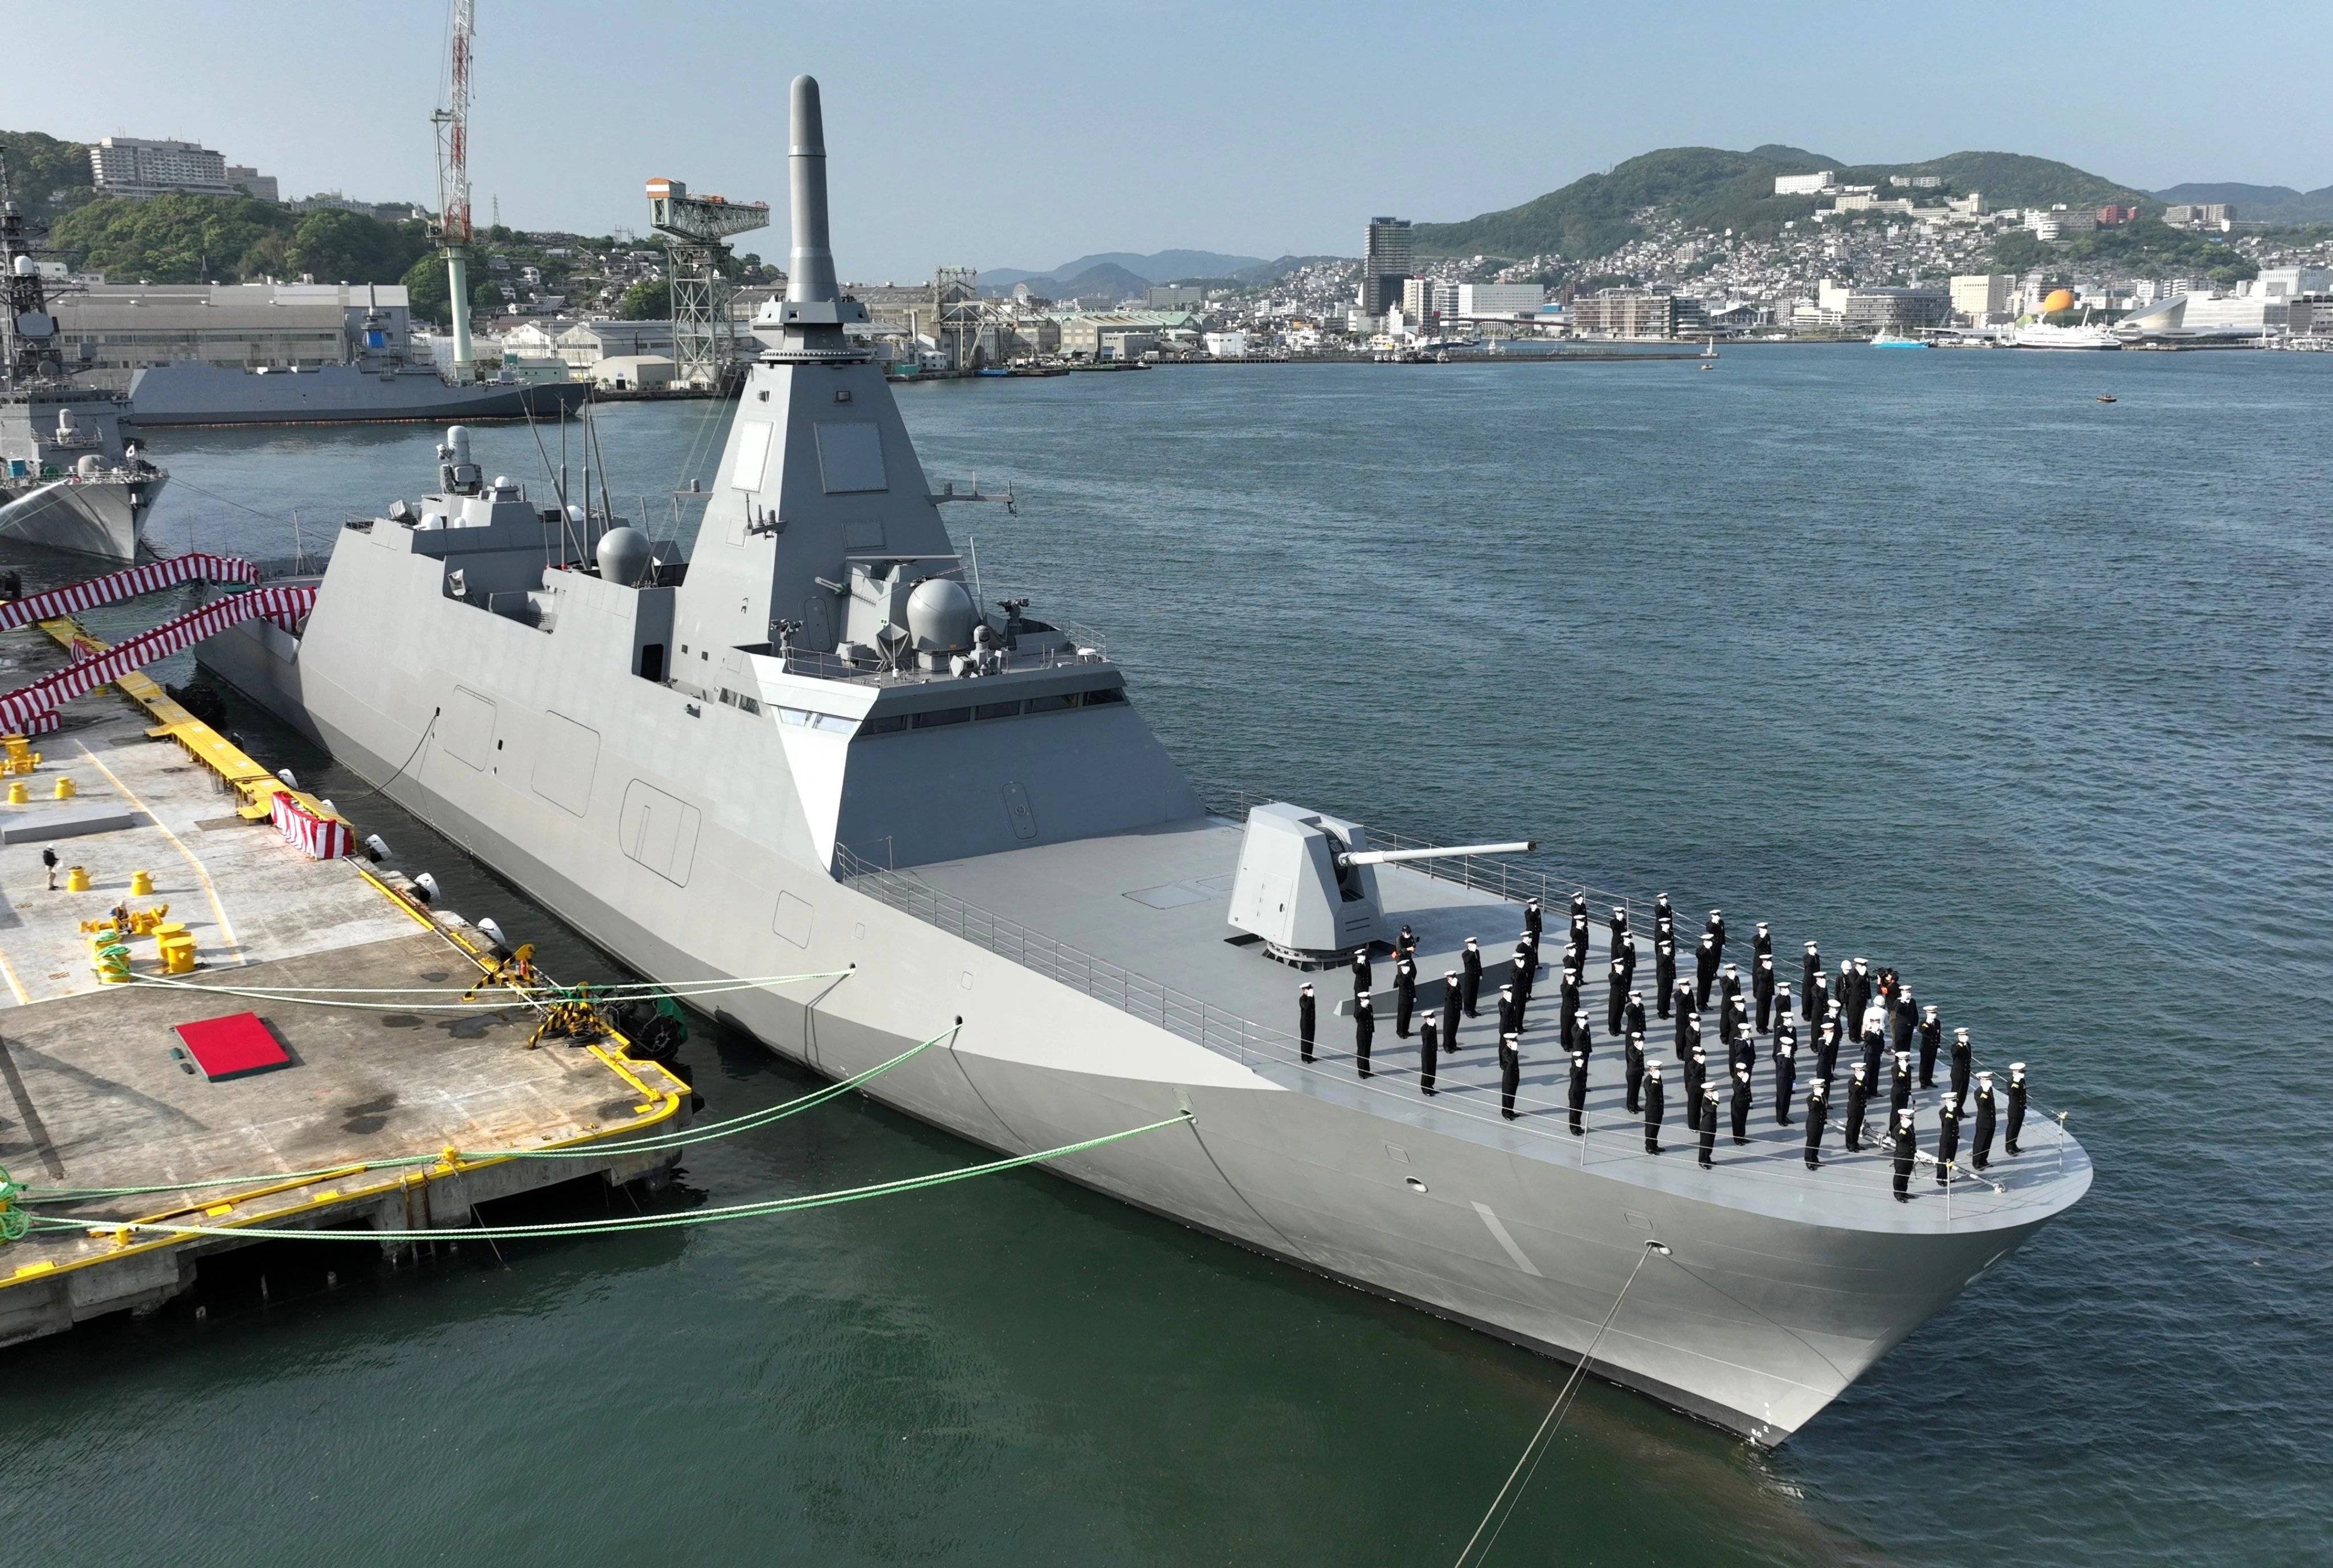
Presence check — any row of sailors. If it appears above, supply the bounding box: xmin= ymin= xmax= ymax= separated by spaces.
xmin=1293 ymin=895 xmax=2030 ymax=1195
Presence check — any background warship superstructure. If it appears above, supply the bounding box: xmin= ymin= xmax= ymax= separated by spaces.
xmin=193 ymin=76 xmax=2089 ymax=1442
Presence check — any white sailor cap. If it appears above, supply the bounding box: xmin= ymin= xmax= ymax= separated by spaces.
xmin=1444 ymin=970 xmax=1459 ymax=980
xmin=1924 ymin=1004 xmax=1939 ymax=1018
xmin=2010 ymin=1061 xmax=2026 ymax=1074
xmin=1978 ymin=1070 xmax=1993 ymax=1085
xmin=1955 ymin=1027 xmax=1970 ymax=1040
xmin=1854 ymin=958 xmax=1868 ymax=970
xmin=1646 ymin=1061 xmax=1662 ymax=1076
xmin=1300 ymin=982 xmax=1314 ymax=992
xmin=1357 ymin=994 xmax=1372 ymax=1007
xmin=1756 ymin=921 xmax=1769 ymax=931
xmin=1500 ymin=983 xmax=1514 ymax=994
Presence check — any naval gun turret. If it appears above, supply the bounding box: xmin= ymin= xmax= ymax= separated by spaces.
xmin=1228 ymin=802 xmax=1534 ymax=967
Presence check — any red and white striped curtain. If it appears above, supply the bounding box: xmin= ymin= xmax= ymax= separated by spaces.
xmin=0 ymin=586 xmax=313 ymax=735
xmin=0 ymin=552 xmax=260 ymax=631
xmin=269 ymin=791 xmax=354 ymax=859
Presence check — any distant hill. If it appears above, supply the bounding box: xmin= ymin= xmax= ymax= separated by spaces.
xmin=0 ymin=130 xmax=93 ymax=215
xmin=976 ymin=248 xmax=1269 ymax=292
xmin=1411 ymin=146 xmax=2154 ymax=262
xmin=1042 ymin=262 xmax=1151 ymax=300
xmin=2152 ymin=181 xmax=2333 ymax=224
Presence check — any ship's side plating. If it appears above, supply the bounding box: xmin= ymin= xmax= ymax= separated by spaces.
xmin=194 ymin=75 xmax=2083 ymax=1442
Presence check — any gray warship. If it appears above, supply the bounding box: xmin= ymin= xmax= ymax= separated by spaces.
xmin=192 ymin=77 xmax=2089 ymax=1442
xmin=1 ymin=200 xmax=166 ymax=560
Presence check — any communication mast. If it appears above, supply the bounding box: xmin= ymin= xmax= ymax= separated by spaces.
xmin=646 ymin=178 xmax=770 ymax=389
xmin=430 ymin=0 xmax=478 ymax=381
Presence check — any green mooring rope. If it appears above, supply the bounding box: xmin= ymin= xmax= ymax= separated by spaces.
xmin=20 ymin=1028 xmax=956 ymax=1205
xmin=27 ymin=1112 xmax=1194 ymax=1246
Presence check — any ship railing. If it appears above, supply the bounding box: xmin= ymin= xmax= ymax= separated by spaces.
xmin=771 ymin=638 xmax=1112 ymax=685
xmin=1197 ymin=782 xmax=1639 ymax=930
xmin=829 ymin=844 xmax=2074 ymax=1208
xmin=833 ymin=844 xmax=1284 ymax=1065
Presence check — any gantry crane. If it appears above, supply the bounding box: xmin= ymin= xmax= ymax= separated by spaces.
xmin=645 ymin=178 xmax=770 ymax=389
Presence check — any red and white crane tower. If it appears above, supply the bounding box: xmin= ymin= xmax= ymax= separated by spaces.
xmin=429 ymin=0 xmax=479 ymax=381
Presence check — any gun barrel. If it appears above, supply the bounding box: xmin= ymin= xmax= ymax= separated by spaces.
xmin=1338 ymin=840 xmax=1535 ymax=868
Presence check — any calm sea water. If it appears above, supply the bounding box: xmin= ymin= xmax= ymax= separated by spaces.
xmin=2 ymin=347 xmax=2327 ymax=1567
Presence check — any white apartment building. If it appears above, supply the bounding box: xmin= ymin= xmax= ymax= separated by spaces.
xmin=1950 ymin=273 xmax=2014 ymax=322
xmin=88 ymin=137 xmax=263 ymax=201
xmin=1457 ymin=283 xmax=1547 ymax=317
xmin=1774 ymin=172 xmax=1835 ymax=195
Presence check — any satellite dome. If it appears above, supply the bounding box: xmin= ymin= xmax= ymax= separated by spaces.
xmin=595 ymin=524 xmax=652 ymax=586
xmin=905 ymin=576 xmax=975 ymax=652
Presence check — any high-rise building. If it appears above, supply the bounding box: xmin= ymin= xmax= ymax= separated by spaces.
xmin=1360 ymin=217 xmax=1412 ymax=315
xmin=88 ymin=137 xmax=265 ymax=201
xmin=1950 ymin=273 xmax=2015 ymax=322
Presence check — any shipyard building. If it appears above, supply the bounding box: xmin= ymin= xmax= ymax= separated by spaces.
xmin=49 ymin=283 xmax=413 ymax=390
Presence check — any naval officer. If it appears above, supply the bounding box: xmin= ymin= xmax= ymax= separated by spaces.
xmin=1298 ymin=983 xmax=1315 ymax=1064
xmin=1351 ymin=948 xmax=1372 ymax=1004
xmin=1497 ymin=982 xmax=1518 ymax=1042
xmin=1354 ymin=995 xmax=1374 ymax=1079
xmin=1654 ymin=936 xmax=1677 ymax=1018
xmin=1694 ymin=932 xmax=1719 ymax=1010
xmin=1461 ymin=937 xmax=1484 ymax=1016
xmin=1625 ymin=1029 xmax=1646 ymax=1113
xmin=1698 ymin=1087 xmax=1720 ymax=1169
xmin=1418 ymin=1016 xmax=1439 ymax=1095
xmin=1606 ymin=958 xmax=1629 ymax=1039
xmin=1683 ymin=1046 xmax=1708 ymax=1132
xmin=2006 ymin=1062 xmax=2028 ymax=1155
xmin=1523 ymin=896 xmax=1542 ymax=940
xmin=1394 ymin=955 xmax=1417 ymax=1038
xmin=1440 ymin=973 xmax=1462 ymax=1056
xmin=1800 ymin=940 xmax=1821 ymax=1021
xmin=1891 ymin=1108 xmax=1917 ymax=1203
xmin=1803 ymin=1079 xmax=1828 ymax=1169
xmin=1950 ymin=1027 xmax=1973 ymax=1109
xmin=1754 ymin=953 xmax=1776 ymax=1033
xmin=1935 ymin=1097 xmax=1960 ymax=1185
xmin=1917 ymin=1004 xmax=1942 ymax=1088
xmin=1567 ymin=1050 xmax=1588 ymax=1135
xmin=1621 ymin=990 xmax=1646 ymax=1047
xmin=1498 ymin=1031 xmax=1522 ymax=1121
xmin=1643 ymin=1060 xmax=1664 ymax=1153
xmin=1844 ymin=1063 xmax=1870 ymax=1152
xmin=1890 ymin=1048 xmax=1913 ymax=1124
xmin=1971 ymin=1071 xmax=1997 ymax=1170
xmin=1730 ymin=1064 xmax=1752 ymax=1145
xmin=1772 ymin=1030 xmax=1798 ymax=1125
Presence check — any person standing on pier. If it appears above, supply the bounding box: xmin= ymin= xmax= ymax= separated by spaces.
xmin=1298 ymin=983 xmax=1315 ymax=1064
xmin=1498 ymin=1031 xmax=1521 ymax=1121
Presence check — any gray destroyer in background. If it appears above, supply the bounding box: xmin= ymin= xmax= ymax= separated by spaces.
xmin=1 ymin=201 xmax=165 ymax=561
xmin=194 ymin=76 xmax=2089 ymax=1442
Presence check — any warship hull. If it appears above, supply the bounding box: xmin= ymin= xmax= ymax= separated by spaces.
xmin=197 ymin=587 xmax=2078 ymax=1443
xmin=126 ymin=362 xmax=589 ymax=427
xmin=0 ymin=470 xmax=160 ymax=560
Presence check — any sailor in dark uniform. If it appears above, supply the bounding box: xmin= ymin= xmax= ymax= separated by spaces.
xmin=1694 ymin=932 xmax=1719 ymax=1010
xmin=2006 ymin=1063 xmax=2028 ymax=1155
xmin=1567 ymin=1050 xmax=1588 ymax=1135
xmin=1816 ymin=1003 xmax=1842 ymax=1083
xmin=1719 ymin=962 xmax=1743 ymax=1016
xmin=1568 ymin=890 xmax=1587 ymax=924
xmin=1654 ymin=936 xmax=1677 ymax=1017
xmin=1514 ymin=947 xmax=1538 ymax=1018
xmin=1705 ymin=908 xmax=1726 ymax=960
xmin=1608 ymin=903 xmax=1630 ymax=957
xmin=1354 ymin=995 xmax=1375 ymax=1077
xmin=1917 ymin=1004 xmax=1942 ymax=1088
xmin=1803 ymin=1079 xmax=1828 ymax=1169
xmin=1652 ymin=893 xmax=1673 ymax=941
xmin=1859 ymin=1007 xmax=1886 ymax=1084
xmin=1567 ymin=914 xmax=1589 ymax=970
xmin=1523 ymin=897 xmax=1543 ymax=940
xmin=1643 ymin=1061 xmax=1664 ymax=1152
xmin=1461 ymin=937 xmax=1484 ymax=1016
xmin=1676 ymin=1004 xmax=1701 ymax=1065
xmin=1558 ymin=963 xmax=1581 ymax=1051
xmin=1935 ymin=1098 xmax=1960 ymax=1185
xmin=1808 ymin=972 xmax=1832 ymax=1036
xmin=1754 ymin=953 xmax=1776 ymax=1033
xmin=1625 ymin=1029 xmax=1646 ymax=1113
xmin=1950 ymin=1027 xmax=1973 ymax=1109
xmin=1838 ymin=959 xmax=1860 ymax=1035
xmin=1728 ymin=1004 xmax=1755 ymax=1078
xmin=1850 ymin=957 xmax=1871 ymax=1030
xmin=1298 ymin=983 xmax=1316 ymax=1064
xmin=1892 ymin=988 xmax=1917 ymax=1059
xmin=1621 ymin=990 xmax=1646 ymax=1047
xmin=1393 ymin=956 xmax=1417 ymax=1038
xmin=1770 ymin=981 xmax=1792 ymax=1037
xmin=1440 ymin=974 xmax=1462 ymax=1056
xmin=1730 ymin=1064 xmax=1752 ymax=1144
xmin=1496 ymin=983 xmax=1517 ymax=1042
xmin=1753 ymin=920 xmax=1771 ymax=963
xmin=1890 ymin=1048 xmax=1913 ymax=1124
xmin=1606 ymin=957 xmax=1629 ymax=1039
xmin=1844 ymin=1063 xmax=1869 ymax=1152
xmin=1800 ymin=940 xmax=1821 ymax=1020
xmin=1351 ymin=948 xmax=1372 ymax=1004
xmin=1772 ymin=1031 xmax=1797 ymax=1125
xmin=1572 ymin=1010 xmax=1593 ymax=1063
xmin=1718 ymin=981 xmax=1742 ymax=1047
xmin=1891 ymin=1109 xmax=1917 ymax=1202
xmin=1499 ymin=1031 xmax=1522 ymax=1120
xmin=1614 ymin=932 xmax=1636 ymax=995
xmin=1396 ymin=923 xmax=1417 ymax=961
xmin=1670 ymin=977 xmax=1695 ymax=1035
xmin=1698 ymin=1087 xmax=1720 ymax=1168
xmin=1971 ymin=1071 xmax=1997 ymax=1170
xmin=1683 ymin=1046 xmax=1707 ymax=1132
xmin=1419 ymin=1016 xmax=1439 ymax=1095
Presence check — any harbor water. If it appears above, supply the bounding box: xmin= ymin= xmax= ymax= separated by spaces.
xmin=2 ymin=346 xmax=2326 ymax=1566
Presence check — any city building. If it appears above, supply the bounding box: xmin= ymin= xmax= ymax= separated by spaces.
xmin=1360 ymin=217 xmax=1412 ymax=315
xmin=224 ymin=166 xmax=279 ymax=203
xmin=1570 ymin=287 xmax=1702 ymax=338
xmin=2162 ymin=203 xmax=2234 ymax=231
xmin=555 ymin=318 xmax=677 ymax=370
xmin=87 ymin=137 xmax=265 ymax=202
xmin=1054 ymin=311 xmax=1198 ymax=360
xmin=1841 ymin=287 xmax=1951 ymax=330
xmin=1950 ymin=273 xmax=2015 ymax=323
xmin=589 ymin=354 xmax=675 ymax=391
xmin=2254 ymin=266 xmax=2331 ymax=298
xmin=1456 ymin=283 xmax=1547 ymax=317
xmin=1774 ymin=172 xmax=1835 ymax=196
xmin=2097 ymin=205 xmax=2138 ymax=227
xmin=47 ymin=282 xmax=411 ymax=387
xmin=1145 ymin=284 xmax=1205 ymax=309
xmin=1202 ymin=330 xmax=1250 ymax=358
xmin=2026 ymin=206 xmax=2099 ymax=240
xmin=1400 ymin=277 xmax=1438 ymax=322
xmin=1889 ymin=175 xmax=1943 ymax=189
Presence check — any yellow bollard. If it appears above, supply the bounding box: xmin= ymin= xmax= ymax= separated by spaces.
xmin=52 ymin=776 xmax=75 ymax=800
xmin=5 ymin=782 xmax=23 ymax=805
xmin=129 ymin=869 xmax=153 ymax=896
xmin=64 ymin=866 xmax=90 ymax=892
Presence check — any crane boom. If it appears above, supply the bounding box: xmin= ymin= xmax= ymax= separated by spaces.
xmin=430 ymin=0 xmax=479 ymax=379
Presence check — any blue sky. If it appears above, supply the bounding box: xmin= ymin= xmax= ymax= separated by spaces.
xmin=12 ymin=0 xmax=2329 ymax=277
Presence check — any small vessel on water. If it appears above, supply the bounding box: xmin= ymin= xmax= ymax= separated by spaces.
xmin=0 ymin=197 xmax=165 ymax=560
xmin=2012 ymin=320 xmax=2121 ymax=350
xmin=1870 ymin=330 xmax=1929 ymax=348
xmin=193 ymin=77 xmax=2090 ymax=1442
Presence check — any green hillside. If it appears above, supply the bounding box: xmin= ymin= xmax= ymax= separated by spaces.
xmin=0 ymin=130 xmax=93 ymax=214
xmin=50 ymin=194 xmax=428 ymax=287
xmin=1412 ymin=146 xmax=2153 ymax=262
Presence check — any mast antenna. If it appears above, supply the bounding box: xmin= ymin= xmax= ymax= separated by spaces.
xmin=430 ymin=0 xmax=479 ymax=382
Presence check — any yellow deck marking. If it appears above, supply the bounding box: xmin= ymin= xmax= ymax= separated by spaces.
xmin=0 ymin=942 xmax=29 ymax=1006
xmin=74 ymin=742 xmax=245 ymax=966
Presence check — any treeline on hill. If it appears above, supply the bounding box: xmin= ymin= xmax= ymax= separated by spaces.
xmin=1991 ymin=217 xmax=2258 ymax=284
xmin=1411 ymin=145 xmax=2154 ymax=263
xmin=51 ymin=194 xmax=431 ymax=289
xmin=0 ymin=130 xmax=93 ymax=210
